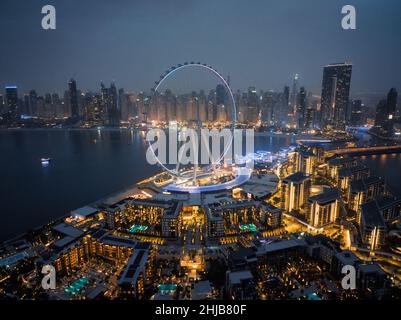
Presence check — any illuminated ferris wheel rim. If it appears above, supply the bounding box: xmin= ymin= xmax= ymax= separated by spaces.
xmin=149 ymin=62 xmax=238 ymax=178
xmin=152 ymin=63 xmax=236 ymax=116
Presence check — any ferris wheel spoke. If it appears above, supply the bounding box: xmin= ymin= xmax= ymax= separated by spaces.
xmin=148 ymin=62 xmax=237 ymax=188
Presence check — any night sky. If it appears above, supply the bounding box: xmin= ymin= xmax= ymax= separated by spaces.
xmin=0 ymin=0 xmax=400 ymax=95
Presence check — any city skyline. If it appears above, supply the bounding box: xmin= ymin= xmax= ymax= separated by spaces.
xmin=1 ymin=0 xmax=401 ymax=304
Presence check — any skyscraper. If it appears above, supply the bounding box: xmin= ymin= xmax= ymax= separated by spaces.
xmin=215 ymin=84 xmax=228 ymax=122
xmin=350 ymin=99 xmax=363 ymax=126
xmin=29 ymin=90 xmax=38 ymax=116
xmin=281 ymin=85 xmax=290 ymax=125
xmin=283 ymin=85 xmax=290 ymax=107
xmin=68 ymin=79 xmax=79 ymax=120
xmin=297 ymin=87 xmax=307 ymax=129
xmin=290 ymin=74 xmax=299 ymax=122
xmin=374 ymin=88 xmax=398 ymax=137
xmin=5 ymin=86 xmax=19 ymax=121
xmin=385 ymin=88 xmax=398 ymax=135
xmin=108 ymin=82 xmax=120 ymax=126
xmin=119 ymin=88 xmax=129 ymax=122
xmin=261 ymin=91 xmax=275 ymax=125
xmin=247 ymin=87 xmax=259 ymax=123
xmin=320 ymin=62 xmax=352 ymax=130
xmin=216 ymin=84 xmax=226 ymax=106
xmin=22 ymin=94 xmax=29 ymax=116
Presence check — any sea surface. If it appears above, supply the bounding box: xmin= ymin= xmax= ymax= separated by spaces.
xmin=0 ymin=129 xmax=400 ymax=241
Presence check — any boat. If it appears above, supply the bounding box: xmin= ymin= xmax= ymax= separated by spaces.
xmin=41 ymin=158 xmax=52 ymax=165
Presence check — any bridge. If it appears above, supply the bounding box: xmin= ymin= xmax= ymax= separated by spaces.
xmin=327 ymin=144 xmax=401 ymax=157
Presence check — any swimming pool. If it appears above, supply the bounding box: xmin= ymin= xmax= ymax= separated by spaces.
xmin=64 ymin=277 xmax=89 ymax=295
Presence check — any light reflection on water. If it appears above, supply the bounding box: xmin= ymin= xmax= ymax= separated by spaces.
xmin=0 ymin=129 xmax=400 ymax=241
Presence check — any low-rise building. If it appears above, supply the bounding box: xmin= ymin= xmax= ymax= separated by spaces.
xmin=161 ymin=202 xmax=182 ymax=238
xmin=118 ymin=242 xmax=154 ymax=299
xmin=225 ymin=270 xmax=257 ymax=300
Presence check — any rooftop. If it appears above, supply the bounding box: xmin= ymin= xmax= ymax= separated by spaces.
xmin=350 ymin=176 xmax=384 ymax=193
xmin=361 ymin=201 xmax=386 ymax=228
xmin=282 ymin=172 xmax=310 ymax=184
xmin=227 ymin=270 xmax=254 ymax=285
xmin=328 ymin=157 xmax=356 ymax=167
xmin=118 ymin=249 xmax=150 ymax=286
xmin=260 ymin=202 xmax=282 ymax=213
xmin=308 ymin=188 xmax=340 ymax=206
xmin=334 ymin=250 xmax=360 ymax=266
xmin=71 ymin=206 xmax=98 ymax=218
xmin=256 ymin=239 xmax=306 ymax=255
xmin=53 ymin=236 xmax=76 ymax=249
xmin=338 ymin=165 xmax=369 ymax=178
xmin=357 ymin=263 xmax=386 ymax=275
xmin=52 ymin=222 xmax=84 ymax=239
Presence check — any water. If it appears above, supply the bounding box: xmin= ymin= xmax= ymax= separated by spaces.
xmin=0 ymin=129 xmax=157 ymax=241
xmin=0 ymin=129 xmax=400 ymax=241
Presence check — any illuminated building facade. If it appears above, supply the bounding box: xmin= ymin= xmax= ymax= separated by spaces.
xmin=205 ymin=207 xmax=225 ymax=238
xmin=281 ymin=172 xmax=311 ymax=213
xmin=348 ymin=176 xmax=386 ymax=213
xmin=161 ymin=202 xmax=182 ymax=238
xmin=262 ymin=203 xmax=283 ymax=229
xmin=360 ymin=202 xmax=387 ymax=251
xmin=118 ymin=242 xmax=154 ymax=299
xmin=295 ymin=148 xmax=316 ymax=175
xmin=246 ymin=87 xmax=259 ymax=123
xmin=52 ymin=229 xmax=140 ymax=275
xmin=374 ymin=88 xmax=398 ymax=137
xmin=359 ymin=197 xmax=401 ymax=251
xmin=307 ymin=188 xmax=340 ymax=228
xmin=326 ymin=157 xmax=358 ymax=181
xmin=205 ymin=201 xmax=282 ymax=239
xmin=320 ymin=62 xmax=352 ymax=130
xmin=338 ymin=165 xmax=370 ymax=192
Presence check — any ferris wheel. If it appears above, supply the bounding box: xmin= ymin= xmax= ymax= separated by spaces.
xmin=148 ymin=62 xmax=238 ymax=186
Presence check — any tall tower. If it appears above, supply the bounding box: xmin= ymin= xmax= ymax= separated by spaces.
xmin=288 ymin=74 xmax=299 ymax=127
xmin=247 ymin=86 xmax=258 ymax=123
xmin=5 ymin=86 xmax=19 ymax=121
xmin=297 ymin=87 xmax=307 ymax=129
xmin=386 ymin=88 xmax=398 ymax=119
xmin=108 ymin=82 xmax=120 ymax=126
xmin=68 ymin=79 xmax=79 ymax=119
xmin=375 ymin=88 xmax=398 ymax=137
xmin=320 ymin=62 xmax=352 ymax=130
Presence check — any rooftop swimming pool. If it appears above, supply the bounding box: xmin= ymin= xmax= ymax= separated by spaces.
xmin=307 ymin=293 xmax=322 ymax=300
xmin=129 ymin=224 xmax=149 ymax=233
xmin=64 ymin=277 xmax=89 ymax=295
xmin=239 ymin=224 xmax=258 ymax=232
xmin=158 ymin=284 xmax=177 ymax=295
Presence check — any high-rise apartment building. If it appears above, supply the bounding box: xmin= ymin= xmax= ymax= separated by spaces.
xmin=320 ymin=62 xmax=352 ymax=130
